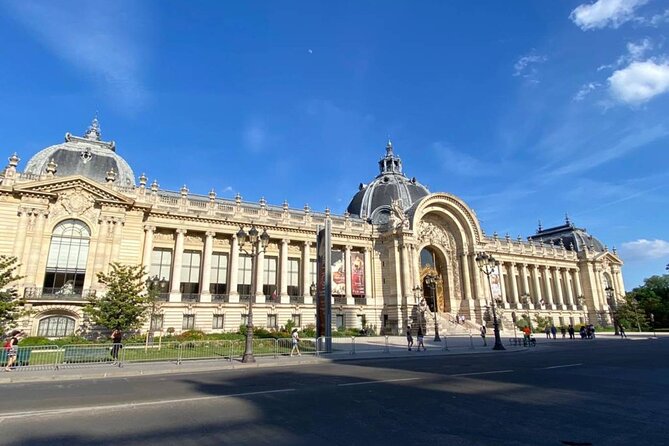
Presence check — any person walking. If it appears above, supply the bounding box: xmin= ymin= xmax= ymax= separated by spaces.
xmin=406 ymin=326 xmax=414 ymax=351
xmin=290 ymin=328 xmax=301 ymax=356
xmin=416 ymin=327 xmax=426 ymax=351
xmin=560 ymin=326 xmax=566 ymax=339
xmin=544 ymin=326 xmax=551 ymax=339
xmin=4 ymin=330 xmax=24 ymax=371
xmin=619 ymin=324 xmax=627 ymax=338
xmin=480 ymin=325 xmax=487 ymax=346
xmin=110 ymin=329 xmax=123 ymax=364
xmin=550 ymin=325 xmax=557 ymax=340
xmin=568 ymin=325 xmax=575 ymax=339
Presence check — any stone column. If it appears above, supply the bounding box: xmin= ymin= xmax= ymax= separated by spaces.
xmin=109 ymin=217 xmax=124 ymax=264
xmin=552 ymin=267 xmax=565 ymax=309
xmin=509 ymin=263 xmax=520 ymax=307
xmin=26 ymin=210 xmax=48 ymax=287
xmin=520 ymin=263 xmax=531 ymax=300
xmin=542 ymin=266 xmax=554 ymax=309
xmin=280 ymin=239 xmax=289 ymax=303
xmin=460 ymin=252 xmax=471 ymax=300
xmin=572 ymin=268 xmax=583 ymax=299
xmin=345 ymin=245 xmax=354 ymax=304
xmin=228 ymin=234 xmax=239 ymax=302
xmin=13 ymin=209 xmax=29 ymax=263
xmin=101 ymin=218 xmax=115 ymax=274
xmin=530 ymin=265 xmax=541 ymax=308
xmin=255 ymin=239 xmax=266 ymax=303
xmin=497 ymin=262 xmax=507 ymax=306
xmin=302 ymin=241 xmax=313 ymax=304
xmin=399 ymin=243 xmax=411 ymax=306
xmin=200 ymin=231 xmax=215 ymax=302
xmin=562 ymin=268 xmax=575 ymax=308
xmin=364 ymin=246 xmax=373 ymax=305
xmin=464 ymin=253 xmax=478 ymax=319
xmin=170 ymin=229 xmax=186 ymax=302
xmin=142 ymin=225 xmax=156 ymax=278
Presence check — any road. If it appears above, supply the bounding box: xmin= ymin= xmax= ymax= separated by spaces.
xmin=1 ymin=337 xmax=666 ymax=446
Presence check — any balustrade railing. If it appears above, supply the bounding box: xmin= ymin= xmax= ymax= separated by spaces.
xmin=23 ymin=287 xmax=95 ymax=300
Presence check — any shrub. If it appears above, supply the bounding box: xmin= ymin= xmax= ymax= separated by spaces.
xmin=177 ymin=330 xmax=206 ymax=341
xmin=17 ymin=336 xmax=52 ymax=346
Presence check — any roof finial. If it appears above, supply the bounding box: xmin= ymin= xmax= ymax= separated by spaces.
xmin=565 ymin=213 xmax=571 ymax=226
xmin=386 ymin=137 xmax=393 ymax=156
xmin=84 ymin=114 xmax=101 ymax=141
xmin=537 ymin=219 xmax=543 ymax=232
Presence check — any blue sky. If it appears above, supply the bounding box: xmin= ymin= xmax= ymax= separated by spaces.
xmin=1 ymin=0 xmax=668 ymax=290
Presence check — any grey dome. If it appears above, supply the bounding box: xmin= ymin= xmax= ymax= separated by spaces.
xmin=24 ymin=119 xmax=135 ymax=187
xmin=347 ymin=141 xmax=429 ymax=224
xmin=528 ymin=217 xmax=606 ymax=252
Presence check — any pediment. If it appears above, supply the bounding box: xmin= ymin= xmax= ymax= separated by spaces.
xmin=13 ymin=175 xmax=134 ymax=207
xmin=592 ymin=250 xmax=623 ymax=266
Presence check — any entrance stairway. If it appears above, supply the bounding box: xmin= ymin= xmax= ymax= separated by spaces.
xmin=410 ymin=305 xmax=486 ymax=336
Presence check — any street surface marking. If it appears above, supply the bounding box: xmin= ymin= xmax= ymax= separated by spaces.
xmin=537 ymin=363 xmax=583 ymax=370
xmin=449 ymin=370 xmax=514 ymax=377
xmin=0 ymin=388 xmax=296 ymax=420
xmin=338 ymin=377 xmax=421 ymax=387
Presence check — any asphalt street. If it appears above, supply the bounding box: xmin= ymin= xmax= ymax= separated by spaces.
xmin=1 ymin=337 xmax=666 ymax=446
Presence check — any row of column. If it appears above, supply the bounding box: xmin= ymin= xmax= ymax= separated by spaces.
xmin=143 ymin=226 xmax=373 ymax=304
xmin=497 ymin=262 xmax=583 ymax=310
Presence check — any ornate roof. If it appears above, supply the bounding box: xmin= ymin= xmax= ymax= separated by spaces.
xmin=527 ymin=216 xmax=606 ymax=252
xmin=23 ymin=118 xmax=136 ymax=187
xmin=347 ymin=140 xmax=430 ymax=224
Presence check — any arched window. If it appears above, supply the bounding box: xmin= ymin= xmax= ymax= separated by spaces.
xmin=43 ymin=219 xmax=91 ymax=295
xmin=37 ymin=315 xmax=75 ymax=337
xmin=420 ymin=247 xmax=436 ymax=269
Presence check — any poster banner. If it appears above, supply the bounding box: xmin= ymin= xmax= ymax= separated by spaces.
xmin=331 ymin=250 xmax=346 ymax=296
xmin=351 ymin=251 xmax=365 ymax=296
xmin=316 ymin=221 xmax=332 ymax=344
xmin=490 ymin=267 xmax=502 ymax=301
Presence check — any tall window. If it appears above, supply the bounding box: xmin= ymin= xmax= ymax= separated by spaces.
xmin=212 ymin=314 xmax=224 ymax=329
xmin=287 ymin=258 xmax=300 ymax=296
xmin=310 ymin=259 xmax=317 ymax=288
xmin=182 ymin=314 xmax=195 ymax=330
xmin=292 ymin=314 xmax=302 ymax=328
xmin=263 ymin=256 xmax=278 ymax=298
xmin=210 ymin=252 xmax=228 ymax=295
xmin=37 ymin=315 xmax=75 ymax=337
xmin=420 ymin=248 xmax=436 ymax=268
xmin=237 ymin=255 xmax=252 ymax=296
xmin=43 ymin=219 xmax=91 ymax=294
xmin=150 ymin=249 xmax=172 ymax=289
xmin=180 ymin=250 xmax=201 ymax=294
xmin=336 ymin=314 xmax=345 ymax=329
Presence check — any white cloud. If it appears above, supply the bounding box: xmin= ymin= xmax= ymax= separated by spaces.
xmin=570 ymin=0 xmax=648 ymax=30
xmin=620 ymin=239 xmax=669 ymax=260
xmin=635 ymin=8 xmax=669 ymax=25
xmin=5 ymin=1 xmax=149 ymax=112
xmin=609 ymin=60 xmax=669 ymax=104
xmin=432 ymin=142 xmax=495 ymax=177
xmin=626 ymin=38 xmax=653 ymax=60
xmin=573 ymin=82 xmax=602 ymax=101
xmin=513 ymin=52 xmax=547 ymax=83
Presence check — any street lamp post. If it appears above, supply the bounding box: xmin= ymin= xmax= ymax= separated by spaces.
xmin=605 ymin=286 xmax=619 ymax=336
xmin=475 ymin=252 xmax=505 ymax=350
xmin=237 ymin=224 xmax=270 ymax=363
xmin=424 ymin=274 xmax=441 ymax=342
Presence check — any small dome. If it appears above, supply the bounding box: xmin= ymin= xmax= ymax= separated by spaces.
xmin=528 ymin=218 xmax=605 ymax=252
xmin=347 ymin=140 xmax=429 ymax=224
xmin=24 ymin=118 xmax=135 ymax=187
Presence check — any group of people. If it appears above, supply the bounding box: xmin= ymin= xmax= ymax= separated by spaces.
xmin=406 ymin=326 xmax=427 ymax=351
xmin=540 ymin=324 xmax=598 ymax=340
xmin=456 ymin=314 xmax=466 ymax=325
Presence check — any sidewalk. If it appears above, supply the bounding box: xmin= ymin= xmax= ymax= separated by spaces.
xmin=2 ymin=332 xmax=661 ymax=384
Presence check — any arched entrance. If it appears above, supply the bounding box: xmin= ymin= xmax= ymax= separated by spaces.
xmin=419 ymin=247 xmax=447 ymax=312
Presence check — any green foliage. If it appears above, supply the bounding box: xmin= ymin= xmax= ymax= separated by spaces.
xmin=533 ymin=314 xmax=552 ymax=332
xmin=18 ymin=336 xmax=52 ymax=346
xmin=0 ymin=255 xmax=26 ymax=333
xmin=84 ymin=263 xmax=149 ymax=331
xmin=515 ymin=314 xmax=533 ymax=330
xmin=301 ymin=324 xmax=316 ymax=338
xmin=625 ymin=274 xmax=669 ymax=328
xmin=615 ymin=295 xmax=649 ymax=331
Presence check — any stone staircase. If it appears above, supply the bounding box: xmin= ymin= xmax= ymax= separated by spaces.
xmin=410 ymin=305 xmax=484 ymax=336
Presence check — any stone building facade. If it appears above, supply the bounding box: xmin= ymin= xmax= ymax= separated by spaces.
xmin=0 ymin=119 xmax=625 ymax=338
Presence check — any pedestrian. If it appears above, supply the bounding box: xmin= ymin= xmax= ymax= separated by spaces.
xmin=406 ymin=326 xmax=414 ymax=351
xmin=290 ymin=328 xmax=301 ymax=356
xmin=417 ymin=327 xmax=426 ymax=351
xmin=110 ymin=328 xmax=123 ymax=364
xmin=4 ymin=330 xmax=24 ymax=371
xmin=568 ymin=325 xmax=575 ymax=339
xmin=619 ymin=324 xmax=627 ymax=338
xmin=522 ymin=325 xmax=532 ymax=347
xmin=550 ymin=325 xmax=557 ymax=340
xmin=579 ymin=326 xmax=586 ymax=339
xmin=545 ymin=326 xmax=551 ymax=339
xmin=480 ymin=325 xmax=487 ymax=346
xmin=560 ymin=326 xmax=566 ymax=338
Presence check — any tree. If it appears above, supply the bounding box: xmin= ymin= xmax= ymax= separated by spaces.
xmin=0 ymin=255 xmax=26 ymax=334
xmin=626 ymin=274 xmax=669 ymax=328
xmin=84 ymin=263 xmax=150 ymax=332
xmin=615 ymin=295 xmax=648 ymax=332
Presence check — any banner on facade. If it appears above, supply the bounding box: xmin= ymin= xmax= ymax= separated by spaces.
xmin=490 ymin=267 xmax=503 ymax=301
xmin=316 ymin=221 xmax=332 ymax=345
xmin=331 ymin=249 xmax=346 ymax=296
xmin=351 ymin=251 xmax=365 ymax=296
